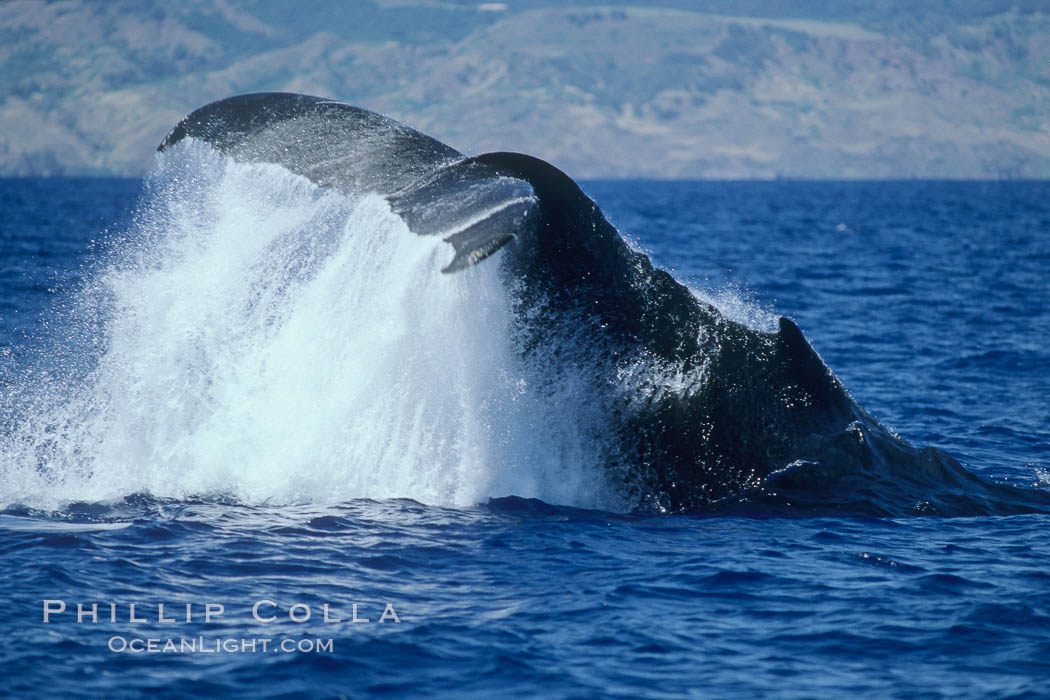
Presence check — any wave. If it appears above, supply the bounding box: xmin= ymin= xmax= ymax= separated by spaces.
xmin=0 ymin=144 xmax=617 ymax=511
xmin=2 ymin=92 xmax=1047 ymax=517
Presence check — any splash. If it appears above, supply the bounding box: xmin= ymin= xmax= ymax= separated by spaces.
xmin=0 ymin=142 xmax=619 ymax=511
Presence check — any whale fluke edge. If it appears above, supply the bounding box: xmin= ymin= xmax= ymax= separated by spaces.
xmin=160 ymin=92 xmax=537 ymax=272
xmin=159 ymin=92 xmax=1050 ymax=517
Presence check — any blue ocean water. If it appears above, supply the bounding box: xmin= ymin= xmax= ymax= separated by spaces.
xmin=2 ymin=176 xmax=1049 ymax=698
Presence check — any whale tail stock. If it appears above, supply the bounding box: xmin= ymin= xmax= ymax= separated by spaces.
xmin=156 ymin=92 xmax=1050 ymax=516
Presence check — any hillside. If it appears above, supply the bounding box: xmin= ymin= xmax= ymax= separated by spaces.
xmin=2 ymin=0 xmax=1049 ymax=178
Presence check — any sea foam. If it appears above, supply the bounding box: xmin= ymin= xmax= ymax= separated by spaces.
xmin=0 ymin=142 xmax=618 ymax=511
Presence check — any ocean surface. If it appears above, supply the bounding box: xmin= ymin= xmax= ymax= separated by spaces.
xmin=1 ymin=174 xmax=1049 ymax=698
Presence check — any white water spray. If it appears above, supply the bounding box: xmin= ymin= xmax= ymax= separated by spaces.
xmin=0 ymin=143 xmax=619 ymax=511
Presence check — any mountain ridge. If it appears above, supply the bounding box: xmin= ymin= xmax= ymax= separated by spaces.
xmin=3 ymin=0 xmax=1048 ymax=178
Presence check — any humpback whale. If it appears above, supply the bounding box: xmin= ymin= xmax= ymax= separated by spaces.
xmin=160 ymin=92 xmax=1050 ymax=516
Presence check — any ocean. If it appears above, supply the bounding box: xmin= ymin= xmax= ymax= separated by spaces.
xmin=1 ymin=170 xmax=1049 ymax=698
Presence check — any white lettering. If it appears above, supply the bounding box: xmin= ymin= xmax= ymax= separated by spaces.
xmin=252 ymin=600 xmax=277 ymax=623
xmin=288 ymin=603 xmax=311 ymax=623
xmin=77 ymin=603 xmax=98 ymax=623
xmin=43 ymin=599 xmax=66 ymax=623
xmin=322 ymin=604 xmax=341 ymax=623
xmin=156 ymin=604 xmax=175 ymax=625
xmin=380 ymin=604 xmax=401 ymax=623
xmin=204 ymin=603 xmax=224 ymax=622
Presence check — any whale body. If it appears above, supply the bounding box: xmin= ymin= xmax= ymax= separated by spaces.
xmin=160 ymin=92 xmax=1050 ymax=516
